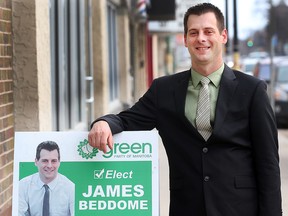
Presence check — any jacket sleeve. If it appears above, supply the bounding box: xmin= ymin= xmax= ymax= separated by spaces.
xmin=91 ymin=79 xmax=159 ymax=134
xmin=250 ymin=81 xmax=282 ymax=216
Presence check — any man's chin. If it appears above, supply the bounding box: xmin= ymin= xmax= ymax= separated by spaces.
xmin=44 ymin=173 xmax=57 ymax=181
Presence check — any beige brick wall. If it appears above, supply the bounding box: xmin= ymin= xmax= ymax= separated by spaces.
xmin=133 ymin=24 xmax=148 ymax=101
xmin=92 ymin=0 xmax=109 ymax=117
xmin=13 ymin=0 xmax=52 ymax=131
xmin=0 ymin=0 xmax=14 ymax=215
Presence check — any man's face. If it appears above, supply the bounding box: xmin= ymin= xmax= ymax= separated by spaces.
xmin=35 ymin=149 xmax=60 ymax=183
xmin=184 ymin=12 xmax=227 ymax=67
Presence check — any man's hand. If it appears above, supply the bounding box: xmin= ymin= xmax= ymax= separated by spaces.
xmin=88 ymin=121 xmax=113 ymax=153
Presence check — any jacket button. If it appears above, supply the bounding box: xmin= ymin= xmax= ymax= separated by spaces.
xmin=202 ymin=147 xmax=208 ymax=153
xmin=204 ymin=176 xmax=210 ymax=182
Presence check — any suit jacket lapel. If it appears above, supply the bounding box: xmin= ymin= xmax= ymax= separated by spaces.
xmin=213 ymin=65 xmax=238 ymax=135
xmin=174 ymin=70 xmax=202 ymax=136
xmin=172 ymin=66 xmax=238 ymax=140
xmin=174 ymin=70 xmax=190 ymax=115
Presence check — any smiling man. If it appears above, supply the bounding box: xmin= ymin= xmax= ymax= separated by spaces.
xmin=88 ymin=3 xmax=282 ymax=216
xmin=184 ymin=8 xmax=227 ymax=76
xmin=18 ymin=141 xmax=75 ymax=216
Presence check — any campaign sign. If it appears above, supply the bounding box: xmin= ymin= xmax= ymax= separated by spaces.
xmin=12 ymin=131 xmax=159 ymax=216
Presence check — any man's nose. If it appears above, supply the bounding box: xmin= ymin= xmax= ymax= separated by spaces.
xmin=46 ymin=161 xmax=53 ymax=167
xmin=197 ymin=32 xmax=207 ymax=42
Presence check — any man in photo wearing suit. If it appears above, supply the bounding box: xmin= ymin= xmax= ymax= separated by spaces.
xmin=88 ymin=3 xmax=282 ymax=216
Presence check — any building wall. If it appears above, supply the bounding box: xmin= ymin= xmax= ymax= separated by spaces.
xmin=0 ymin=0 xmax=149 ymax=214
xmin=92 ymin=0 xmax=109 ymax=118
xmin=0 ymin=0 xmax=13 ymax=215
xmin=13 ymin=0 xmax=52 ymax=131
xmin=133 ymin=23 xmax=148 ymax=101
xmin=92 ymin=0 xmax=134 ymax=117
xmin=118 ymin=5 xmax=132 ymax=107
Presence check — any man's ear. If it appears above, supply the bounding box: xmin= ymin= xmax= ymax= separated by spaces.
xmin=222 ymin=29 xmax=228 ymax=44
xmin=184 ymin=34 xmax=188 ymax=47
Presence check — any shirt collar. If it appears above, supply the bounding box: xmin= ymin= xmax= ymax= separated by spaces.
xmin=191 ymin=63 xmax=224 ymax=88
xmin=36 ymin=173 xmax=59 ymax=190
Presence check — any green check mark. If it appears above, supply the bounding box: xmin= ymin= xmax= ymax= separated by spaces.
xmin=94 ymin=169 xmax=105 ymax=179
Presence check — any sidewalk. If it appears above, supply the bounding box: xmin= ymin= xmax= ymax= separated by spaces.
xmin=158 ymin=137 xmax=169 ymax=216
xmin=278 ymin=129 xmax=288 ymax=215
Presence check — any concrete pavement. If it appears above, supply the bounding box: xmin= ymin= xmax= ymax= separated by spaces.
xmin=158 ymin=137 xmax=169 ymax=216
xmin=278 ymin=129 xmax=288 ymax=215
xmin=158 ymin=130 xmax=288 ymax=215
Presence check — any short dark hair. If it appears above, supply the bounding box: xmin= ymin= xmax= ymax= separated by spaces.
xmin=36 ymin=141 xmax=60 ymax=161
xmin=183 ymin=3 xmax=225 ymax=35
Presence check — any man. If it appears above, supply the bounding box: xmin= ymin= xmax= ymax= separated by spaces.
xmin=88 ymin=3 xmax=282 ymax=216
xmin=19 ymin=141 xmax=75 ymax=216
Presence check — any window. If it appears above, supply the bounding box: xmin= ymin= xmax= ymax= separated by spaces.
xmin=50 ymin=0 xmax=93 ymax=130
xmin=107 ymin=2 xmax=119 ymax=103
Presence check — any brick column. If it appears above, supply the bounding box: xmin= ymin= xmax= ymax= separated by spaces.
xmin=0 ymin=0 xmax=13 ymax=215
xmin=12 ymin=0 xmax=52 ymax=131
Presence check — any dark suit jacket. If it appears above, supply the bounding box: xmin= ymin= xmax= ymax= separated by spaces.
xmin=97 ymin=65 xmax=282 ymax=216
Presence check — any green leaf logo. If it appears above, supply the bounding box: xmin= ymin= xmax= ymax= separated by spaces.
xmin=77 ymin=139 xmax=98 ymax=159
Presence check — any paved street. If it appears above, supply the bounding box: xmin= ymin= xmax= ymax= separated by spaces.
xmin=158 ymin=130 xmax=288 ymax=215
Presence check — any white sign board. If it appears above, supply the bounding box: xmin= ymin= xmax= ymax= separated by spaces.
xmin=12 ymin=131 xmax=159 ymax=216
